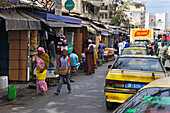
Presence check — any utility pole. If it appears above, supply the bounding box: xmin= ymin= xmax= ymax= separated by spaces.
xmin=107 ymin=0 xmax=110 ymax=25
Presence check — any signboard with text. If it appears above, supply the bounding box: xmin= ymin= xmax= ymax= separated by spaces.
xmin=132 ymin=29 xmax=152 ymax=38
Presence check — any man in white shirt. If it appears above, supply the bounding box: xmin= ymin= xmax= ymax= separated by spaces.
xmin=118 ymin=41 xmax=124 ymax=55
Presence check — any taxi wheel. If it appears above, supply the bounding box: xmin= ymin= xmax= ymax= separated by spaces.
xmin=106 ymin=101 xmax=114 ymax=109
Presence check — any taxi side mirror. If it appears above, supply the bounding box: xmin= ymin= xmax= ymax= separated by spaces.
xmin=108 ymin=65 xmax=112 ymax=69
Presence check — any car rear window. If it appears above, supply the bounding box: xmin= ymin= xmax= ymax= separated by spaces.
xmin=133 ymin=40 xmax=150 ymax=45
xmin=119 ymin=87 xmax=170 ymax=113
xmin=122 ymin=49 xmax=147 ymax=55
xmin=112 ymin=57 xmax=164 ymax=73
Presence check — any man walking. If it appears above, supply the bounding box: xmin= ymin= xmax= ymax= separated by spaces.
xmin=157 ymin=41 xmax=168 ymax=65
xmin=98 ymin=41 xmax=105 ymax=63
xmin=54 ymin=49 xmax=71 ymax=95
xmin=118 ymin=40 xmax=124 ymax=55
xmin=48 ymin=41 xmax=56 ymax=67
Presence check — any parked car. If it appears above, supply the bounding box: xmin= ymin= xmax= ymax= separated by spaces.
xmin=113 ymin=77 xmax=170 ymax=113
xmin=105 ymin=55 xmax=168 ymax=109
xmin=122 ymin=47 xmax=147 ymax=55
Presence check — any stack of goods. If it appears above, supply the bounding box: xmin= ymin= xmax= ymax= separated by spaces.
xmin=105 ymin=48 xmax=114 ymax=61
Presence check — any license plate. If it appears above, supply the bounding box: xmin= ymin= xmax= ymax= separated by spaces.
xmin=125 ymin=83 xmax=145 ymax=89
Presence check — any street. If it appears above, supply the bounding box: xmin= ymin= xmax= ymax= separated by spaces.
xmin=0 ymin=62 xmax=113 ymax=113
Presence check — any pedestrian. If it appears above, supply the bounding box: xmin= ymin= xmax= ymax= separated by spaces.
xmin=158 ymin=38 xmax=162 ymax=46
xmin=168 ymin=44 xmax=170 ymax=62
xmin=98 ymin=41 xmax=105 ymax=63
xmin=122 ymin=38 xmax=126 ymax=47
xmin=69 ymin=49 xmax=80 ymax=71
xmin=35 ymin=47 xmax=49 ymax=95
xmin=125 ymin=40 xmax=130 ymax=48
xmin=118 ymin=40 xmax=124 ymax=55
xmin=114 ymin=41 xmax=119 ymax=55
xmin=93 ymin=43 xmax=98 ymax=68
xmin=54 ymin=49 xmax=71 ymax=95
xmin=84 ymin=39 xmax=95 ymax=75
xmin=164 ymin=41 xmax=168 ymax=47
xmin=157 ymin=41 xmax=168 ymax=65
xmin=48 ymin=41 xmax=56 ymax=67
xmin=154 ymin=39 xmax=158 ymax=53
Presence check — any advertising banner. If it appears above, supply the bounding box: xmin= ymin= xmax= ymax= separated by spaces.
xmin=132 ymin=29 xmax=152 ymax=38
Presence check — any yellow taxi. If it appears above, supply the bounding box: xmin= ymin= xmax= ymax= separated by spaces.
xmin=122 ymin=47 xmax=147 ymax=55
xmin=105 ymin=55 xmax=168 ymax=109
xmin=113 ymin=77 xmax=170 ymax=113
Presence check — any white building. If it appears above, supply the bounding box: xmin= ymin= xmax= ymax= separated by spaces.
xmin=124 ymin=1 xmax=146 ymax=28
xmin=145 ymin=13 xmax=167 ymax=32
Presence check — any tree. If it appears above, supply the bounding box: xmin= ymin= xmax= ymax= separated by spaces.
xmin=109 ymin=0 xmax=130 ymax=29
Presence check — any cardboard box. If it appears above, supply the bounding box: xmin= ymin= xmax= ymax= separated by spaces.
xmin=54 ymin=67 xmax=68 ymax=75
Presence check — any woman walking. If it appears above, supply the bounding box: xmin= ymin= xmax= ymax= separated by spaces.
xmin=35 ymin=47 xmax=49 ymax=95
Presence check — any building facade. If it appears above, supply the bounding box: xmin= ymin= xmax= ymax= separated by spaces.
xmin=145 ymin=13 xmax=167 ymax=32
xmin=124 ymin=1 xmax=146 ymax=28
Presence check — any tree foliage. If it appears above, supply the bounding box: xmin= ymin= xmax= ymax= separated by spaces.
xmin=109 ymin=0 xmax=130 ymax=29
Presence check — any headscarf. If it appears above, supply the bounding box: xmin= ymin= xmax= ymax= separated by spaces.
xmin=38 ymin=47 xmax=45 ymax=53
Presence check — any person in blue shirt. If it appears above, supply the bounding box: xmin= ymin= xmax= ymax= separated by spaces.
xmin=154 ymin=39 xmax=158 ymax=53
xmin=164 ymin=41 xmax=168 ymax=47
xmin=69 ymin=49 xmax=80 ymax=70
xmin=54 ymin=49 xmax=71 ymax=95
xmin=125 ymin=40 xmax=130 ymax=48
xmin=98 ymin=41 xmax=105 ymax=63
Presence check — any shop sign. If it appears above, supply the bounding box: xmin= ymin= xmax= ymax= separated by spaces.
xmin=68 ymin=43 xmax=73 ymax=54
xmin=132 ymin=29 xmax=152 ymax=37
xmin=65 ymin=0 xmax=74 ymax=11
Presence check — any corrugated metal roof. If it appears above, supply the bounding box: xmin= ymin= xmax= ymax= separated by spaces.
xmin=0 ymin=0 xmax=46 ymax=11
xmin=0 ymin=9 xmax=41 ymax=31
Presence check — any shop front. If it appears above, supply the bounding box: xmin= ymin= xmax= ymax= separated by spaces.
xmin=0 ymin=9 xmax=41 ymax=81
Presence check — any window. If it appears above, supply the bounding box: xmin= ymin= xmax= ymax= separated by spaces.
xmin=100 ymin=13 xmax=104 ymax=19
xmin=112 ymin=57 xmax=164 ymax=73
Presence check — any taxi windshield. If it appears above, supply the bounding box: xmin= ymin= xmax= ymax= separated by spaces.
xmin=112 ymin=57 xmax=164 ymax=73
xmin=119 ymin=87 xmax=170 ymax=113
xmin=122 ymin=49 xmax=147 ymax=55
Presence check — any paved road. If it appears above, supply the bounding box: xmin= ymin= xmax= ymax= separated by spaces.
xmin=0 ymin=62 xmax=113 ymax=113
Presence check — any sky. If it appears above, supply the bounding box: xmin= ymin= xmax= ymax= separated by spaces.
xmin=133 ymin=0 xmax=170 ymax=28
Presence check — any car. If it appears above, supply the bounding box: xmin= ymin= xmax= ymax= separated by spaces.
xmin=113 ymin=77 xmax=170 ymax=113
xmin=133 ymin=40 xmax=153 ymax=55
xmin=105 ymin=55 xmax=168 ymax=109
xmin=122 ymin=47 xmax=147 ymax=55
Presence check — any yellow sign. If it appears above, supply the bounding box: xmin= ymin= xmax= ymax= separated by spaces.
xmin=132 ymin=29 xmax=152 ymax=37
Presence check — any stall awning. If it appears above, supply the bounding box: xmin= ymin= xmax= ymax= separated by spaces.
xmin=47 ymin=21 xmax=65 ymax=27
xmin=47 ymin=21 xmax=82 ymax=28
xmin=35 ymin=11 xmax=82 ymax=24
xmin=87 ymin=26 xmax=97 ymax=35
xmin=101 ymin=31 xmax=111 ymax=37
xmin=0 ymin=10 xmax=41 ymax=31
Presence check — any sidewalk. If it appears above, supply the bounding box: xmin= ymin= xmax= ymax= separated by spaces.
xmin=0 ymin=82 xmax=31 ymax=100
